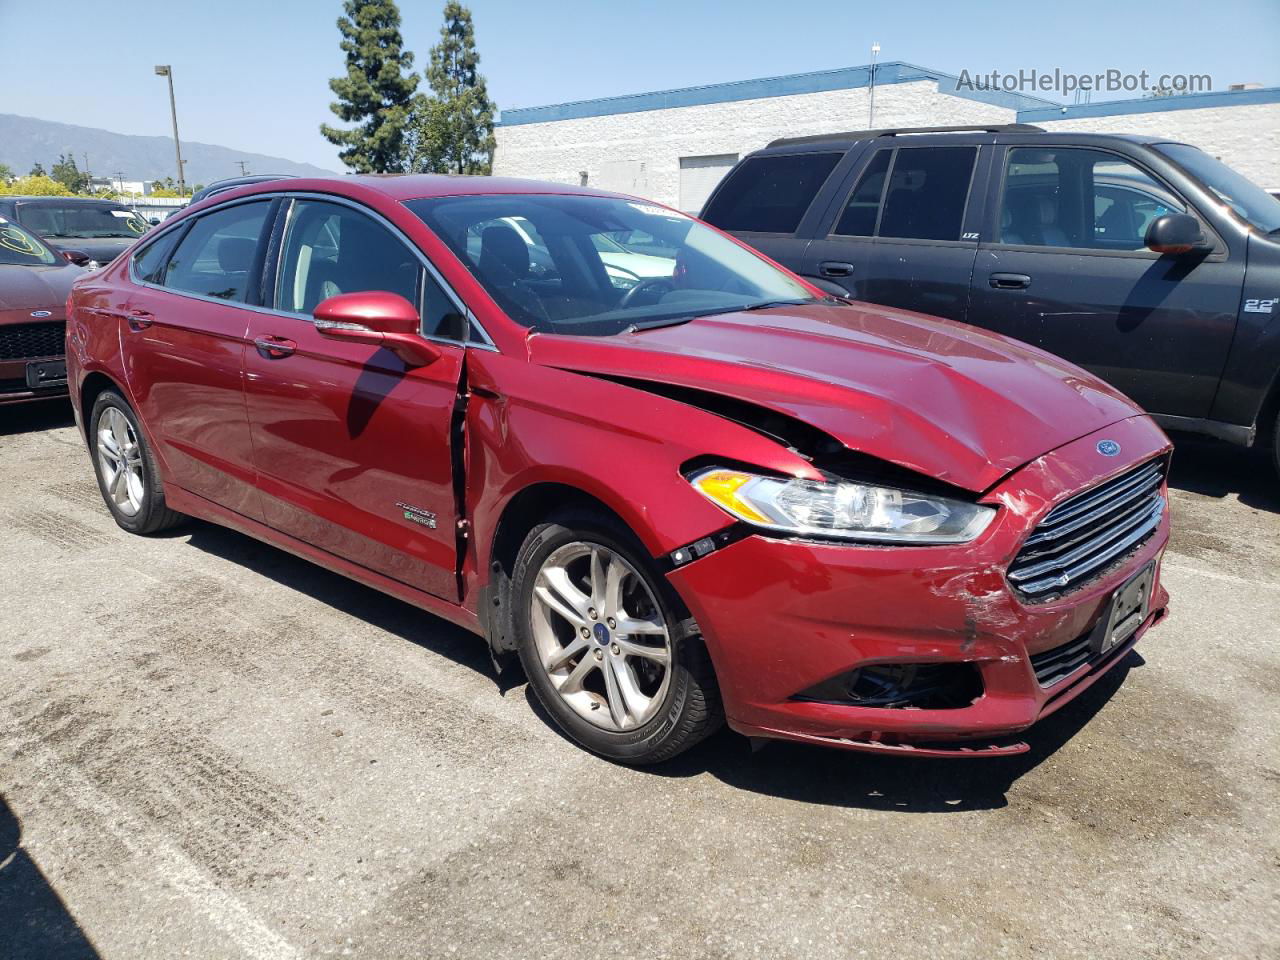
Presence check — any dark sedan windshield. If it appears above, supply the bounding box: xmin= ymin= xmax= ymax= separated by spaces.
xmin=0 ymin=217 xmax=59 ymax=265
xmin=1157 ymin=143 xmax=1280 ymax=234
xmin=406 ymin=194 xmax=815 ymax=335
xmin=17 ymin=202 xmax=149 ymax=240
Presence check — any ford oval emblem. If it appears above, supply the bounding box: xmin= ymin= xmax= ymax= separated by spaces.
xmin=29 ymin=310 xmax=52 ymax=318
xmin=1097 ymin=440 xmax=1121 ymax=457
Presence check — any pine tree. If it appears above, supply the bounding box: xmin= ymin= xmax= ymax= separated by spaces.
xmin=407 ymin=2 xmax=496 ymax=175
xmin=321 ymin=0 xmax=419 ymax=173
xmin=51 ymin=154 xmax=87 ymax=193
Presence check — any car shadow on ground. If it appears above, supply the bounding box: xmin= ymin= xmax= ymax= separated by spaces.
xmin=0 ymin=795 xmax=101 ymax=959
xmin=185 ymin=513 xmax=1143 ymax=813
xmin=1166 ymin=432 xmax=1279 ymax=514
xmin=527 ymin=651 xmax=1143 ymax=812
xmin=182 ymin=524 xmax=495 ymax=677
xmin=0 ymin=400 xmax=76 ymax=436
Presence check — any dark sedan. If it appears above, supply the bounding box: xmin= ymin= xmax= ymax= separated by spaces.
xmin=0 ymin=197 xmax=150 ymax=267
xmin=0 ymin=215 xmax=82 ymax=404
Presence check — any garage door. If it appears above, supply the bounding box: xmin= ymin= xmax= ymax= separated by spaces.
xmin=679 ymin=154 xmax=739 ymax=214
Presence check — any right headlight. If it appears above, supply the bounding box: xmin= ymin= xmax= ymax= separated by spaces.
xmin=689 ymin=467 xmax=995 ymax=545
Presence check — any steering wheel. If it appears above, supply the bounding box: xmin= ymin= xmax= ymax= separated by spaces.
xmin=620 ymin=277 xmax=675 ymax=309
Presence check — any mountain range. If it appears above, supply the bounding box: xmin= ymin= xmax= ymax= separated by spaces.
xmin=0 ymin=114 xmax=340 ymax=186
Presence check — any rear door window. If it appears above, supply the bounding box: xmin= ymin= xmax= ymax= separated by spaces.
xmin=702 ymin=152 xmax=842 ymax=234
xmin=876 ymin=147 xmax=977 ymax=241
xmin=833 ymin=150 xmax=892 ymax=236
xmin=132 ymin=228 xmax=183 ymax=284
xmin=163 ymin=201 xmax=272 ymax=302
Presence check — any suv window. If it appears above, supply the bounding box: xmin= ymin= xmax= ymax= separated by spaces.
xmin=831 ymin=147 xmax=977 ymax=241
xmin=877 ymin=147 xmax=977 ymax=241
xmin=276 ymin=199 xmax=467 ymax=340
xmin=702 ymin=152 xmax=842 ymax=234
xmin=163 ymin=201 xmax=271 ymax=302
xmin=833 ymin=150 xmax=892 ymax=236
xmin=999 ymin=148 xmax=1184 ymax=251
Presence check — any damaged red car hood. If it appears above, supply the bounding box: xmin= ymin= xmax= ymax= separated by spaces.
xmin=529 ymin=301 xmax=1146 ymax=493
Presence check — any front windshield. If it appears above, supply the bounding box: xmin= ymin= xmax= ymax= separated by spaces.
xmin=1156 ymin=143 xmax=1280 ymax=234
xmin=17 ymin=202 xmax=149 ymax=240
xmin=406 ymin=194 xmax=816 ymax=335
xmin=0 ymin=217 xmax=59 ymax=266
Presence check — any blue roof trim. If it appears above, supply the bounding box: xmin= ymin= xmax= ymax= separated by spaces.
xmin=1017 ymin=86 xmax=1280 ymax=122
xmin=496 ymin=61 xmax=1057 ymax=127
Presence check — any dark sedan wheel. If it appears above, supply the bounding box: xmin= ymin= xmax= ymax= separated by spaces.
xmin=514 ymin=510 xmax=722 ymax=764
xmin=90 ymin=390 xmax=184 ymax=535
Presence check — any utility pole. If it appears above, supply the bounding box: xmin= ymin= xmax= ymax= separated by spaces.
xmin=868 ymin=43 xmax=881 ymax=128
xmin=236 ymin=161 xmax=250 ymax=176
xmin=154 ymin=65 xmax=186 ymax=194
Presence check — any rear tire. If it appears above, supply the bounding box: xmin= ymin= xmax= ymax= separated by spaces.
xmin=513 ymin=509 xmax=722 ymax=764
xmin=89 ymin=390 xmax=184 ymax=535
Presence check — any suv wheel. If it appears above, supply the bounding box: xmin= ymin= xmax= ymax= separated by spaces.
xmin=513 ymin=510 xmax=722 ymax=763
xmin=90 ymin=390 xmax=184 ymax=535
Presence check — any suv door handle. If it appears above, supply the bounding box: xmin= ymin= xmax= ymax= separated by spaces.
xmin=126 ymin=310 xmax=154 ymax=331
xmin=819 ymin=261 xmax=855 ymax=278
xmin=254 ymin=336 xmax=297 ymax=359
xmin=989 ymin=273 xmax=1031 ymax=290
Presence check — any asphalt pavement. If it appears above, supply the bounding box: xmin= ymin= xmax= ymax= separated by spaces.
xmin=1 ymin=401 xmax=1277 ymax=960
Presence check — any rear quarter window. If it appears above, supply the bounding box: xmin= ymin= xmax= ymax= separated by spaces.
xmin=702 ymin=152 xmax=842 ymax=234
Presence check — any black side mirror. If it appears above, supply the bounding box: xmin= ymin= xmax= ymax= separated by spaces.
xmin=61 ymin=249 xmax=92 ymax=267
xmin=1145 ymin=213 xmax=1209 ymax=255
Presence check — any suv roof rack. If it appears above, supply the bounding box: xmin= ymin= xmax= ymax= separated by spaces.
xmin=766 ymin=123 xmax=1044 ymax=149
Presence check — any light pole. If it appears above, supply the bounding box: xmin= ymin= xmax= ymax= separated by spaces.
xmin=154 ymin=65 xmax=186 ymax=195
xmin=868 ymin=43 xmax=881 ymax=128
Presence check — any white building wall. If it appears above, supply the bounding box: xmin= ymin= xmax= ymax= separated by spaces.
xmin=1034 ymin=102 xmax=1280 ymax=188
xmin=494 ymin=81 xmax=1017 ymax=210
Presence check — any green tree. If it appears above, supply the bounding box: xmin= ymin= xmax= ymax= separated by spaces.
xmin=407 ymin=2 xmax=495 ymax=175
xmin=0 ymin=175 xmax=72 ymax=197
xmin=0 ymin=163 xmax=13 ymax=183
xmin=51 ymin=154 xmax=88 ymax=193
xmin=29 ymin=162 xmax=47 ymax=177
xmin=320 ymin=0 xmax=419 ymax=173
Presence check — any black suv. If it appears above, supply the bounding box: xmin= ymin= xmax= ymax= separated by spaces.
xmin=702 ymin=124 xmax=1280 ymax=476
xmin=0 ymin=197 xmax=150 ymax=266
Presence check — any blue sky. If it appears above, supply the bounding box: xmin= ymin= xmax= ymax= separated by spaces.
xmin=4 ymin=0 xmax=1277 ymax=172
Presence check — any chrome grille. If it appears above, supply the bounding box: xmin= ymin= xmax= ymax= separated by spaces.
xmin=1009 ymin=458 xmax=1167 ymax=600
xmin=0 ymin=322 xmax=65 ymax=361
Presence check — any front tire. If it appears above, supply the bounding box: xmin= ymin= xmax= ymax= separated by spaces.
xmin=89 ymin=390 xmax=184 ymax=535
xmin=513 ymin=510 xmax=722 ymax=764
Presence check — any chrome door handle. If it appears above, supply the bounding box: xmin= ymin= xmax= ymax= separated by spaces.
xmin=254 ymin=336 xmax=296 ymax=359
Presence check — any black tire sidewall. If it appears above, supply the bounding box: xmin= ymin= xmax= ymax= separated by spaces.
xmin=513 ymin=514 xmax=701 ymax=763
xmin=89 ymin=391 xmax=168 ymax=534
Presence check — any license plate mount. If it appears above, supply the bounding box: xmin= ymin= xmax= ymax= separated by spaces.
xmin=1091 ymin=561 xmax=1155 ymax=657
xmin=25 ymin=360 xmax=67 ymax=390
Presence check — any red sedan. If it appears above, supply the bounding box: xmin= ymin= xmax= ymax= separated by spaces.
xmin=66 ymin=176 xmax=1171 ymax=764
xmin=0 ymin=216 xmax=82 ymax=404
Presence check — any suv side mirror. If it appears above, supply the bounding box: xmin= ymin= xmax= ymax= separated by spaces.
xmin=313 ymin=291 xmax=441 ymax=368
xmin=61 ymin=249 xmax=93 ymax=267
xmin=1146 ymin=213 xmax=1209 ymax=255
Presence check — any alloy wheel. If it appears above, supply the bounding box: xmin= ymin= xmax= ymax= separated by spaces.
xmin=529 ymin=541 xmax=673 ymax=731
xmin=96 ymin=407 xmax=146 ymax=517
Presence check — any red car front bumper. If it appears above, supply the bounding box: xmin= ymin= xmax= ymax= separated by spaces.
xmin=667 ymin=416 xmax=1172 ymax=757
